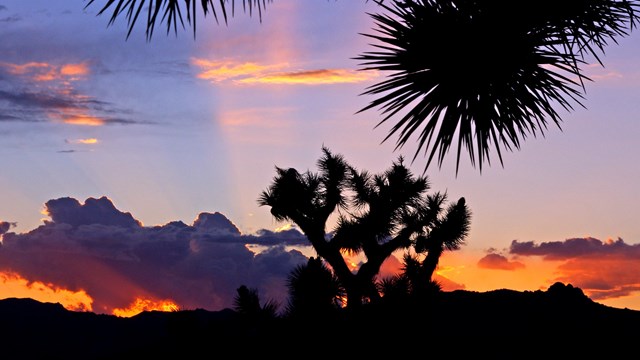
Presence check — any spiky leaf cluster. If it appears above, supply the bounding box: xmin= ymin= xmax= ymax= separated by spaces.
xmin=85 ymin=0 xmax=272 ymax=40
xmin=357 ymin=0 xmax=640 ymax=173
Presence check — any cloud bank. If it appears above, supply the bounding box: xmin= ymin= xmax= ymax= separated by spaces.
xmin=476 ymin=237 xmax=640 ymax=302
xmin=0 ymin=196 xmax=310 ymax=315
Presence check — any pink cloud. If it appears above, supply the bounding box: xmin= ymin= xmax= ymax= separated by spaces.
xmin=477 ymin=253 xmax=526 ymax=270
xmin=509 ymin=237 xmax=640 ymax=302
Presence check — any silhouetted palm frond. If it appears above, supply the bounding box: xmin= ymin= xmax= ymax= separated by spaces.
xmin=357 ymin=0 xmax=640 ymax=173
xmin=84 ymin=0 xmax=273 ymax=40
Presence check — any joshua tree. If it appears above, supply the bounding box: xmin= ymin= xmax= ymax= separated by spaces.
xmin=378 ymin=195 xmax=469 ymax=306
xmin=258 ymin=146 xmax=471 ymax=310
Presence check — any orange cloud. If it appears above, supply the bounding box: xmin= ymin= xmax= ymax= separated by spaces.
xmin=1 ymin=61 xmax=50 ymax=75
xmin=0 ymin=271 xmax=93 ymax=312
xmin=553 ymin=255 xmax=640 ymax=301
xmin=507 ymin=237 xmax=640 ymax=307
xmin=192 ymin=58 xmax=377 ymax=85
xmin=192 ymin=58 xmax=287 ymax=82
xmin=60 ymin=63 xmax=90 ymax=77
xmin=61 ymin=115 xmax=105 ymax=126
xmin=66 ymin=138 xmax=99 ymax=144
xmin=237 ymin=69 xmax=377 ymax=85
xmin=0 ymin=61 xmax=90 ymax=82
xmin=0 ymin=61 xmax=127 ymax=127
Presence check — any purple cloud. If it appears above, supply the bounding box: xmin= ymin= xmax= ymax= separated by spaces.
xmin=0 ymin=221 xmax=16 ymax=235
xmin=244 ymin=228 xmax=309 ymax=246
xmin=477 ymin=253 xmax=525 ymax=270
xmin=509 ymin=237 xmax=638 ymax=260
xmin=0 ymin=197 xmax=309 ymax=314
xmin=193 ymin=212 xmax=240 ymax=235
xmin=44 ymin=196 xmax=141 ymax=228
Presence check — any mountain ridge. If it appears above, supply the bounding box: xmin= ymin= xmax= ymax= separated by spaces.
xmin=1 ymin=282 xmax=638 ymax=358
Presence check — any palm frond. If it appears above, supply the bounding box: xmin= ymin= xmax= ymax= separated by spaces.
xmin=356 ymin=0 xmax=640 ymax=174
xmin=85 ymin=0 xmax=273 ymax=40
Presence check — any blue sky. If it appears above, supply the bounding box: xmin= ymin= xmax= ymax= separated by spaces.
xmin=1 ymin=1 xmax=640 ymax=313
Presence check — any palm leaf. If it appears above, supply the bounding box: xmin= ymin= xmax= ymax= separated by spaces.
xmin=85 ymin=0 xmax=272 ymax=40
xmin=357 ymin=0 xmax=640 ymax=173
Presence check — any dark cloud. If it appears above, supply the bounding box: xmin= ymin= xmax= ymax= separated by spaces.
xmin=477 ymin=253 xmax=525 ymax=270
xmin=0 ymin=89 xmax=143 ymax=125
xmin=0 ymin=221 xmax=16 ymax=235
xmin=0 ymin=197 xmax=309 ymax=314
xmin=101 ymin=117 xmax=148 ymax=125
xmin=0 ymin=89 xmax=77 ymax=108
xmin=508 ymin=237 xmax=640 ymax=303
xmin=0 ymin=15 xmax=21 ymax=23
xmin=151 ymin=60 xmax=193 ymax=77
xmin=509 ymin=237 xmax=637 ymax=260
xmin=193 ymin=212 xmax=240 ymax=235
xmin=0 ymin=6 xmax=7 ymax=11
xmin=0 ymin=114 xmax=22 ymax=122
xmin=0 ymin=64 xmax=147 ymax=126
xmin=244 ymin=228 xmax=309 ymax=246
xmin=44 ymin=196 xmax=141 ymax=228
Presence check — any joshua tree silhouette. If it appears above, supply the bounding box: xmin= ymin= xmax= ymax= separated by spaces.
xmin=258 ymin=146 xmax=470 ymax=310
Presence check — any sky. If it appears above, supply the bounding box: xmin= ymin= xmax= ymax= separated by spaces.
xmin=1 ymin=0 xmax=640 ymax=316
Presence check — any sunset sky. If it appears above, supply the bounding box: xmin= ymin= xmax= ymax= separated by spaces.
xmin=1 ymin=1 xmax=640 ymax=316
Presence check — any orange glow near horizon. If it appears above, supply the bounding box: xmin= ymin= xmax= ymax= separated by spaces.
xmin=434 ymin=250 xmax=558 ymax=293
xmin=0 ymin=271 xmax=93 ymax=312
xmin=112 ymin=297 xmax=180 ymax=317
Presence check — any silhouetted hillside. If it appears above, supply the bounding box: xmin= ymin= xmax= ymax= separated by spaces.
xmin=1 ymin=282 xmax=638 ymax=358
